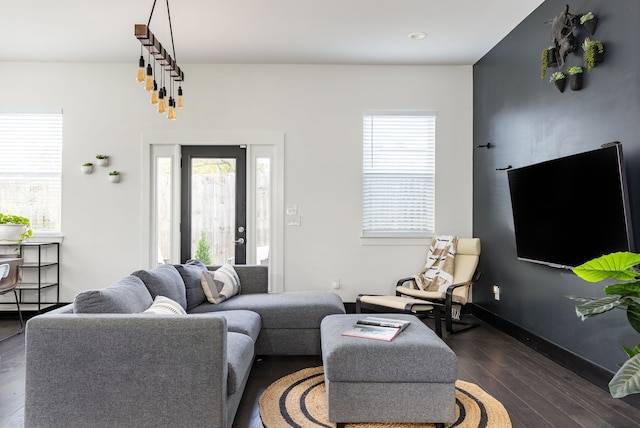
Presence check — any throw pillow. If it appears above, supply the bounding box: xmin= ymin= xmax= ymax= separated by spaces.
xmin=131 ymin=264 xmax=187 ymax=310
xmin=200 ymin=264 xmax=241 ymax=304
xmin=143 ymin=295 xmax=187 ymax=315
xmin=73 ymin=275 xmax=153 ymax=313
xmin=174 ymin=259 xmax=208 ymax=311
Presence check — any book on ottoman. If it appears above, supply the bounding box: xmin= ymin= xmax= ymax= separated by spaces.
xmin=341 ymin=316 xmax=410 ymax=341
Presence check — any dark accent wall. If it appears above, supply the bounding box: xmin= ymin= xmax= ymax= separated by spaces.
xmin=473 ymin=0 xmax=640 ymax=373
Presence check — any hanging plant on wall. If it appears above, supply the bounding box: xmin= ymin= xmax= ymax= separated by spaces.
xmin=541 ymin=46 xmax=557 ymax=80
xmin=541 ymin=7 xmax=603 ymax=92
xmin=583 ymin=37 xmax=605 ymax=73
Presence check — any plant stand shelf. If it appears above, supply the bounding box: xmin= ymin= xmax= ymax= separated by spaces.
xmin=0 ymin=242 xmax=60 ymax=313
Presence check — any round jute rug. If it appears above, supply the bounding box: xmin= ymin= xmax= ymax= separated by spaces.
xmin=258 ymin=366 xmax=511 ymax=428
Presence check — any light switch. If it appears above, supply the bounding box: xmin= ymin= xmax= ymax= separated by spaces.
xmin=286 ymin=204 xmax=298 ymax=215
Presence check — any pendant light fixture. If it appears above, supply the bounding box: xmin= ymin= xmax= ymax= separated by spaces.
xmin=135 ymin=0 xmax=185 ymax=120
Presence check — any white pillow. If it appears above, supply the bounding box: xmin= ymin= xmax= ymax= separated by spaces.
xmin=143 ymin=295 xmax=187 ymax=315
xmin=200 ymin=264 xmax=241 ymax=305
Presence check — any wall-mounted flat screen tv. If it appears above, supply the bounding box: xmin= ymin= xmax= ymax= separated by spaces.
xmin=507 ymin=142 xmax=634 ymax=269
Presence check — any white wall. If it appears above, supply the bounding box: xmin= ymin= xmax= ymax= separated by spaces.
xmin=0 ymin=62 xmax=472 ymax=303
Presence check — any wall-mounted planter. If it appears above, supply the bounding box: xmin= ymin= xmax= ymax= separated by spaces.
xmin=108 ymin=172 xmax=120 ymax=183
xmin=581 ymin=12 xmax=598 ymax=35
xmin=550 ymin=72 xmax=566 ymax=93
xmin=569 ymin=74 xmax=583 ymax=91
xmin=96 ymin=156 xmax=109 ymax=167
xmin=81 ymin=164 xmax=93 ymax=174
xmin=568 ymin=67 xmax=583 ymax=91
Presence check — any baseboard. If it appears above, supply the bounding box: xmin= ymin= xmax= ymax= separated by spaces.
xmin=471 ymin=304 xmax=640 ymax=410
xmin=0 ymin=303 xmax=68 ymax=320
xmin=344 ymin=302 xmax=356 ymax=314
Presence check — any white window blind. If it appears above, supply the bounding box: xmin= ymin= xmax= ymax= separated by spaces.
xmin=0 ymin=112 xmax=62 ymax=233
xmin=362 ymin=112 xmax=435 ymax=237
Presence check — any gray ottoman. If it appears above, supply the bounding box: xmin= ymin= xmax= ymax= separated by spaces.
xmin=320 ymin=314 xmax=457 ymax=427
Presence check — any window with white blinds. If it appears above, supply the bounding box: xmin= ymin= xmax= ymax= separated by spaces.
xmin=362 ymin=112 xmax=435 ymax=237
xmin=0 ymin=112 xmax=62 ymax=234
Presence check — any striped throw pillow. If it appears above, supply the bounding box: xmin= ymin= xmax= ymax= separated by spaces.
xmin=200 ymin=264 xmax=241 ymax=304
xmin=143 ymin=295 xmax=187 ymax=315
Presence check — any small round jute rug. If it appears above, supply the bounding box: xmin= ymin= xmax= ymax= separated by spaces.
xmin=259 ymin=366 xmax=511 ymax=428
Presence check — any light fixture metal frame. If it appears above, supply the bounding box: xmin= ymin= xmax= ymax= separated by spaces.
xmin=134 ymin=24 xmax=184 ymax=82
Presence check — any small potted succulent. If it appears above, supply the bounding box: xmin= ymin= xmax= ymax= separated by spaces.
xmin=580 ymin=11 xmax=598 ymax=35
xmin=583 ymin=37 xmax=604 ymax=73
xmin=81 ymin=162 xmax=94 ymax=174
xmin=567 ymin=66 xmax=583 ymax=91
xmin=108 ymin=170 xmax=120 ymax=183
xmin=549 ymin=71 xmax=566 ymax=93
xmin=95 ymin=154 xmax=110 ymax=167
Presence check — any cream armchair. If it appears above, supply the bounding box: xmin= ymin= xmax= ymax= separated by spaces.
xmin=356 ymin=238 xmax=481 ymax=337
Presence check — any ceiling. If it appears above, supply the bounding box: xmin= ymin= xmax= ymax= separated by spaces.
xmin=1 ymin=0 xmax=544 ymax=65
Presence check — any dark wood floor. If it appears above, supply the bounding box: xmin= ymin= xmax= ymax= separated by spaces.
xmin=2 ymin=316 xmax=640 ymax=428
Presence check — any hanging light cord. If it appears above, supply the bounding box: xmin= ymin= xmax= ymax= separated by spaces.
xmin=146 ymin=0 xmax=177 ymax=63
xmin=166 ymin=0 xmax=177 ymax=63
xmin=147 ymin=0 xmax=158 ymax=26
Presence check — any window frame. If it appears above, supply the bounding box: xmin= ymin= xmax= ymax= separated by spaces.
xmin=0 ymin=111 xmax=63 ymax=237
xmin=361 ymin=111 xmax=436 ymax=241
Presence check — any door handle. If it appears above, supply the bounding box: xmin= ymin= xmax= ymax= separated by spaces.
xmin=235 ymin=238 xmax=245 ymax=245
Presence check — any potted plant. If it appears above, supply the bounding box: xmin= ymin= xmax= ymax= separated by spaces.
xmin=541 ymin=46 xmax=557 ymax=81
xmin=549 ymin=71 xmax=566 ymax=93
xmin=95 ymin=154 xmax=109 ymax=167
xmin=81 ymin=162 xmax=93 ymax=174
xmin=108 ymin=170 xmax=120 ymax=183
xmin=580 ymin=11 xmax=598 ymax=35
xmin=571 ymin=252 xmax=640 ymax=398
xmin=567 ymin=66 xmax=583 ymax=91
xmin=0 ymin=213 xmax=33 ymax=244
xmin=583 ymin=37 xmax=604 ymax=73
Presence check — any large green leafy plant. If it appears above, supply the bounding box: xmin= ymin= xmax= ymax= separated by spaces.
xmin=571 ymin=252 xmax=640 ymax=398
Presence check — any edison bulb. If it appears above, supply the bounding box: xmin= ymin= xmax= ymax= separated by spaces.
xmin=158 ymin=88 xmax=166 ymax=114
xmin=137 ymin=56 xmax=145 ymax=82
xmin=168 ymin=97 xmax=176 ymax=120
xmin=177 ymin=86 xmax=184 ymax=108
xmin=145 ymin=64 xmax=154 ymax=91
xmin=150 ymin=81 xmax=158 ymax=104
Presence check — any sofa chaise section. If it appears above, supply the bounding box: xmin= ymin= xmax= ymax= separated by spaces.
xmin=24 ymin=315 xmax=252 ymax=428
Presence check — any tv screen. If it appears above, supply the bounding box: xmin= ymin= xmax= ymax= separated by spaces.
xmin=507 ymin=142 xmax=634 ymax=269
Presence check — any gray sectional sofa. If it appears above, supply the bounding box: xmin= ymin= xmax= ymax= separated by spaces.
xmin=23 ymin=261 xmax=345 ymax=428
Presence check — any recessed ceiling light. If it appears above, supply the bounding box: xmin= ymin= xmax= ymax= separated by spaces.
xmin=409 ymin=32 xmax=427 ymax=40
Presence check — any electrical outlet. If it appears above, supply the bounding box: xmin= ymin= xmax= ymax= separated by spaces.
xmin=493 ymin=285 xmax=500 ymax=301
xmin=286 ymin=216 xmax=301 ymax=226
xmin=332 ymin=278 xmax=341 ymax=289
